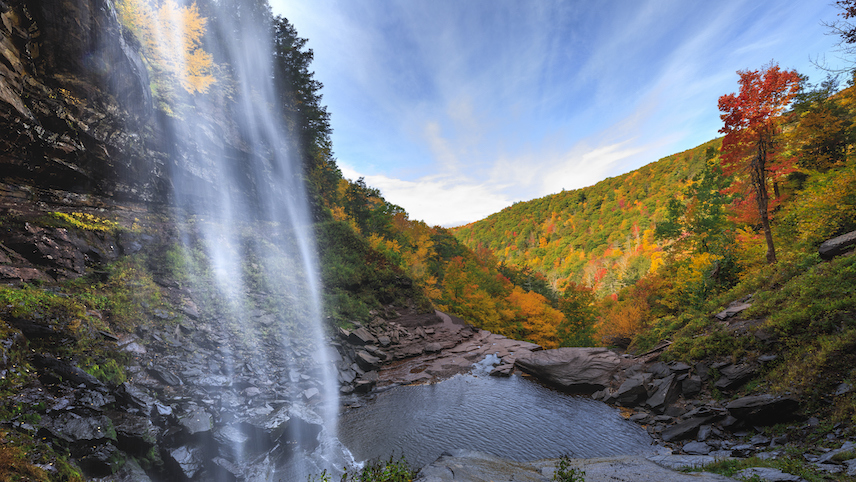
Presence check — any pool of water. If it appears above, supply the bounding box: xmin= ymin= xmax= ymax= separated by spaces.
xmin=338 ymin=369 xmax=656 ymax=468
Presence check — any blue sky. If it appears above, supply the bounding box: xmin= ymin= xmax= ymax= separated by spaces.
xmin=270 ymin=1 xmax=845 ymax=227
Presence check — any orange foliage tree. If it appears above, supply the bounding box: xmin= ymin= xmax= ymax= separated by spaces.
xmin=504 ymin=287 xmax=562 ymax=348
xmin=718 ymin=62 xmax=801 ymax=264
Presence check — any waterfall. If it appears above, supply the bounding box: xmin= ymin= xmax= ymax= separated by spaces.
xmin=132 ymin=0 xmax=343 ymax=477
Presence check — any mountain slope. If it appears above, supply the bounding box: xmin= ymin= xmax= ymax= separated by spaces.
xmin=453 ymin=139 xmax=722 ymax=295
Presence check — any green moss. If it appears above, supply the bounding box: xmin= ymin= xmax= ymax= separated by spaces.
xmin=83 ymin=358 xmax=128 ymax=386
xmin=43 ymin=212 xmax=121 ymax=233
xmin=0 ymin=430 xmax=84 ymax=482
xmin=0 ymin=284 xmax=88 ymax=323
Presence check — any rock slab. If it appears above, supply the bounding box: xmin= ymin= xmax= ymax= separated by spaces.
xmin=515 ymin=347 xmax=622 ymax=392
xmin=414 ymin=450 xmax=737 ymax=482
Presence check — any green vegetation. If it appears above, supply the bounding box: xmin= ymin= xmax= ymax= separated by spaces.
xmin=687 ymin=453 xmax=829 ymax=482
xmin=308 ymin=456 xmax=417 ymax=482
xmin=553 ymin=455 xmax=586 ymax=482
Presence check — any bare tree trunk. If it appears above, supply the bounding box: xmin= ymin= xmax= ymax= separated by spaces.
xmin=751 ymin=139 xmax=777 ymax=264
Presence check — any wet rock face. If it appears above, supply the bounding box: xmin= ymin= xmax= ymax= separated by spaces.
xmin=0 ymin=0 xmax=165 ymax=201
xmin=0 ymin=216 xmax=127 ymax=283
xmin=32 ymin=0 xmax=153 ymax=116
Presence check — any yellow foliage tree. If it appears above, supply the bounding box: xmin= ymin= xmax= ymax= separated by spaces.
xmin=117 ymin=0 xmax=215 ymax=94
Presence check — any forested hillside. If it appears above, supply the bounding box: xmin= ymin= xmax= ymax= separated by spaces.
xmin=453 ymin=139 xmax=721 ymax=296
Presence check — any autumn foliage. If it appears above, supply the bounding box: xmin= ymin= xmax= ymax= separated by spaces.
xmin=117 ymin=0 xmax=216 ymax=95
xmin=718 ymin=63 xmax=802 ymax=263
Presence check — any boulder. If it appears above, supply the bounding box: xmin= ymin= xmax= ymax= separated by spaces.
xmin=349 ymin=327 xmax=379 ymax=346
xmin=489 ymin=364 xmax=515 ymax=377
xmin=681 ymin=375 xmax=703 ymax=398
xmin=683 ymin=441 xmax=712 ymax=455
xmin=77 ymin=442 xmax=121 ymax=477
xmin=41 ymin=413 xmax=117 ymax=444
xmin=178 ymin=408 xmax=212 ymax=435
xmin=32 ymin=354 xmax=103 ymax=388
xmin=514 ymin=348 xmax=622 ymax=392
xmin=355 ymin=350 xmax=381 ymax=371
xmin=613 ymin=376 xmax=649 ymax=406
xmin=110 ymin=413 xmax=158 ymax=456
xmin=725 ymin=395 xmax=799 ymax=426
xmin=713 ymin=363 xmax=756 ymax=391
xmin=646 ymin=374 xmax=680 ymax=413
xmin=661 ymin=415 xmax=716 ymax=442
xmin=819 ymin=230 xmax=856 ymax=260
xmin=237 ymin=404 xmax=324 ymax=453
xmin=167 ymin=445 xmax=205 ymax=480
xmin=148 ymin=367 xmax=182 ymax=386
xmin=646 ymin=362 xmax=671 ymax=378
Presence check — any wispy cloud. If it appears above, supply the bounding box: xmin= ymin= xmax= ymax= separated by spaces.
xmin=272 ymin=0 xmax=843 ymax=226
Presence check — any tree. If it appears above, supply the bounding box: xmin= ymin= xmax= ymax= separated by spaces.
xmin=819 ymin=0 xmax=856 ymax=71
xmin=117 ymin=0 xmax=215 ymax=95
xmin=788 ymin=75 xmax=853 ymax=172
xmin=718 ymin=63 xmax=802 ymax=264
xmin=556 ymin=282 xmax=596 ymax=347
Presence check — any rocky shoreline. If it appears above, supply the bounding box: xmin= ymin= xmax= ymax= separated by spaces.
xmin=1 ymin=205 xmax=853 ymax=481
xmin=336 ymin=308 xmax=856 ymax=481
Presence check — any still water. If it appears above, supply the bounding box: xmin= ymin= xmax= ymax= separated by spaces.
xmin=338 ymin=367 xmax=656 ymax=468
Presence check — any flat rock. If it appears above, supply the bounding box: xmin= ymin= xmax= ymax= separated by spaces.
xmin=515 ymin=347 xmax=622 ymax=392
xmin=683 ymin=441 xmax=712 ymax=455
xmin=415 ymin=450 xmax=547 ymax=481
xmin=414 ymin=450 xmax=737 ymax=481
xmin=646 ymin=454 xmax=727 ymax=470
xmin=714 ymin=301 xmax=752 ymax=321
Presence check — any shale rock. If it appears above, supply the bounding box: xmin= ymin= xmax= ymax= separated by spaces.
xmin=819 ymin=230 xmax=856 ymax=260
xmin=725 ymin=395 xmax=799 ymax=426
xmin=515 ymin=347 xmax=622 ymax=392
xmin=414 ymin=450 xmax=736 ymax=482
xmin=713 ymin=363 xmax=757 ymax=391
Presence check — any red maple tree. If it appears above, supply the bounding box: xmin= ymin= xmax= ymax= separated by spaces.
xmin=718 ymin=62 xmax=802 ymax=264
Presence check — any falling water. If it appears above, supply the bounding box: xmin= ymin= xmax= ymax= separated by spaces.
xmin=147 ymin=1 xmax=343 ymax=478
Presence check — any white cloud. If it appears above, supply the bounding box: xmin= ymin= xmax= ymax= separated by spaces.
xmin=339 ymin=162 xmax=511 ymax=227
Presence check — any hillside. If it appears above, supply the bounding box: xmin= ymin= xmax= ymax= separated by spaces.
xmin=453 ymin=138 xmax=721 ymax=296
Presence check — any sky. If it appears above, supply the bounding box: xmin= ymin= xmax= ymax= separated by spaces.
xmin=269 ymin=1 xmax=847 ymax=227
